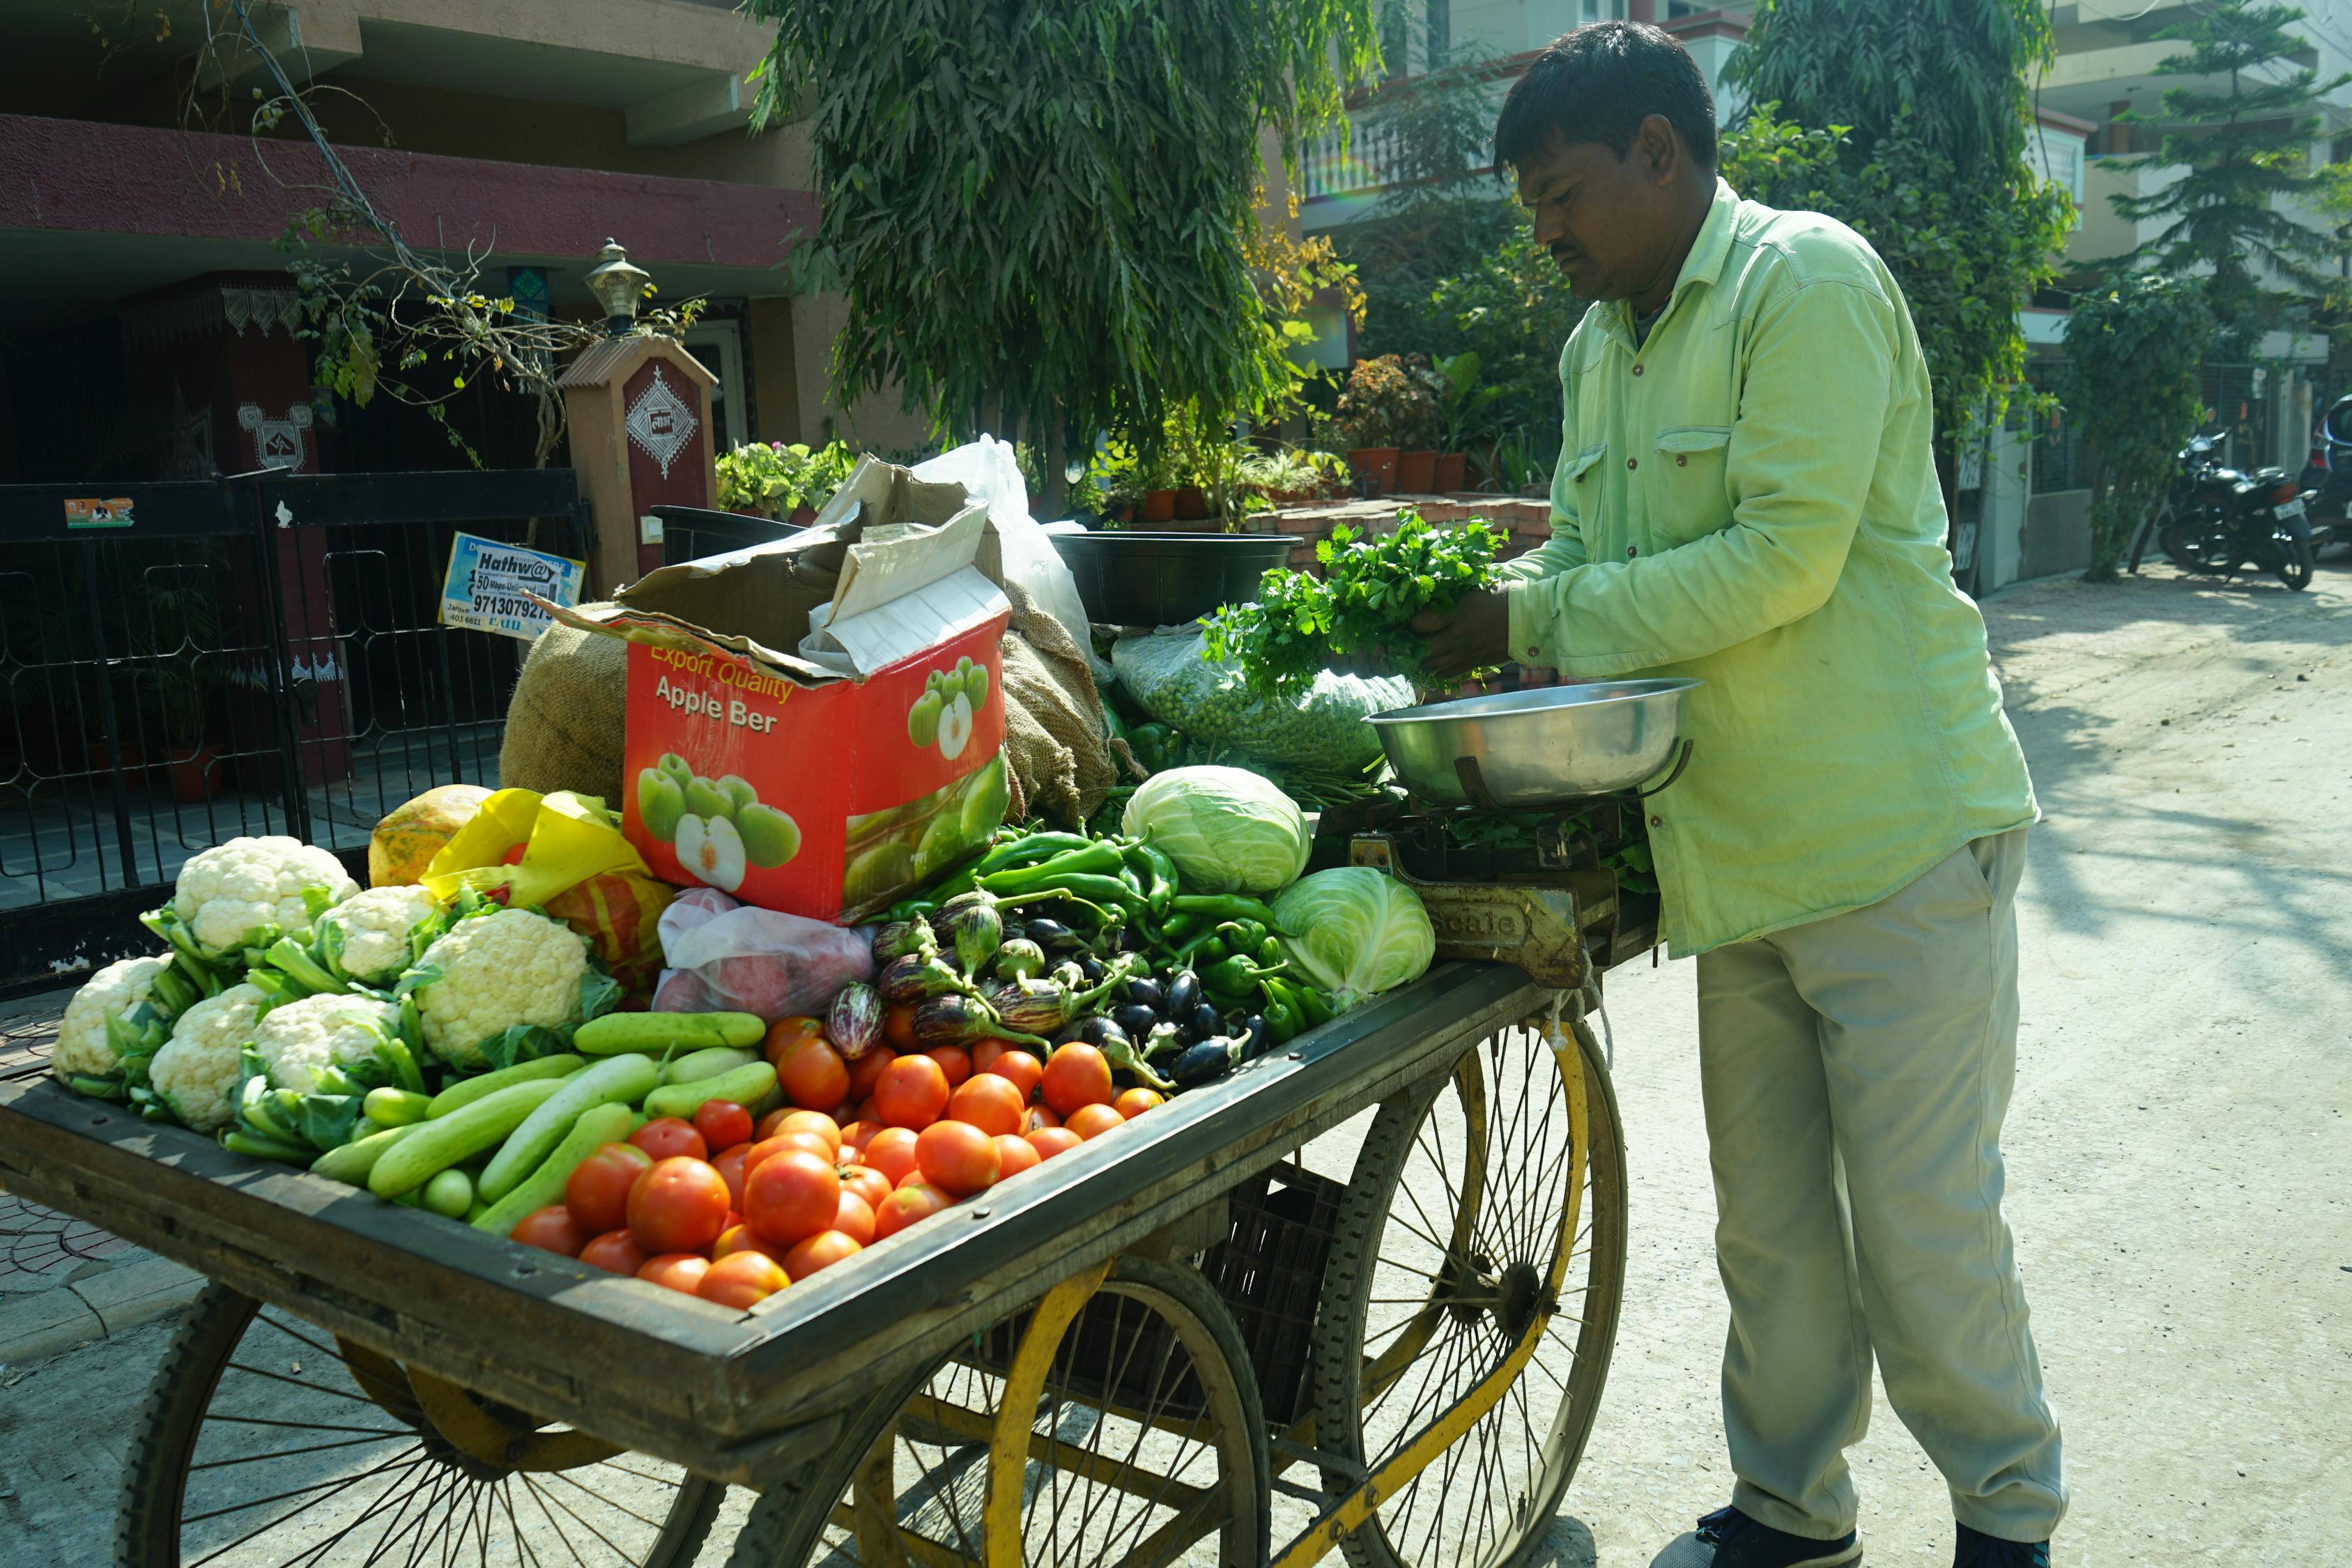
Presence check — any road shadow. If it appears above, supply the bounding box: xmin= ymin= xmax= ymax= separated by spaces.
xmin=1529 ymin=1512 xmax=1601 ymax=1565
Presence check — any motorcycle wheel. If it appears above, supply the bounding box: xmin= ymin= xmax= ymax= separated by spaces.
xmin=2158 ymin=521 xmax=2210 ymax=569
xmin=2273 ymin=525 xmax=2315 ymax=591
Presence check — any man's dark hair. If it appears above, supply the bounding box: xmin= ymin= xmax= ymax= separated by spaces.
xmin=1493 ymin=21 xmax=1718 ymax=171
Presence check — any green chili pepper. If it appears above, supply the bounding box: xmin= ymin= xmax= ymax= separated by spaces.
xmin=974 ymin=831 xmax=1093 ymax=880
xmin=1215 ymin=919 xmax=1266 ymax=953
xmin=1259 ymin=981 xmax=1302 ymax=1043
xmin=1204 ymin=954 xmax=1285 ymax=996
xmin=980 ymin=841 xmax=1127 ymax=895
xmin=1153 ymin=912 xmax=1205 ymax=950
xmin=886 ymin=897 xmax=938 ymax=923
xmin=1011 ymin=872 xmax=1140 ymax=910
xmin=1296 ymin=987 xmax=1336 ymax=1027
xmin=1121 ymin=841 xmax=1178 ymax=915
xmin=1171 ymin=893 xmax=1284 ymax=929
xmin=1257 ymin=935 xmax=1284 ymax=967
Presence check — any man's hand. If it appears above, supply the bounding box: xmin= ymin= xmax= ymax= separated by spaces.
xmin=1412 ymin=589 xmax=1512 ymax=679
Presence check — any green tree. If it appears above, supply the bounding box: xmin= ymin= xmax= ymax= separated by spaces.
xmin=2060 ymin=272 xmax=2216 ymax=581
xmin=746 ymin=0 xmax=1380 ymax=510
xmin=2109 ymin=0 xmax=2350 ymax=352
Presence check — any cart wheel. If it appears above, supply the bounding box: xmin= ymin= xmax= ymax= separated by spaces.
xmin=728 ymin=1256 xmax=1268 ymax=1568
xmin=1308 ymin=1011 xmax=1627 ymax=1568
xmin=118 ymin=1284 xmax=723 ymax=1567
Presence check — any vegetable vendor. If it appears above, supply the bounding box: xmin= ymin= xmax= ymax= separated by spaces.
xmin=1408 ymin=24 xmax=2060 ymax=1568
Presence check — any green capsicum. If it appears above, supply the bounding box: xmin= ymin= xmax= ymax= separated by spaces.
xmin=1120 ymin=840 xmax=1178 ymax=916
xmin=1203 ymin=953 xmax=1286 ymax=997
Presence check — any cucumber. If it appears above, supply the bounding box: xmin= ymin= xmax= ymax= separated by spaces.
xmin=661 ymin=1046 xmax=760 ymax=1086
xmin=363 ymin=1086 xmax=433 ymax=1127
xmin=574 ymin=1012 xmax=764 ymax=1056
xmin=642 ymin=1061 xmax=778 ymax=1122
xmin=370 ymin=1079 xmax=566 ymax=1199
xmin=309 ymin=1123 xmax=417 ymax=1187
xmin=425 ymin=1054 xmax=584 ymax=1119
xmin=475 ymin=1054 xmax=660 ymax=1204
xmin=471 ymin=1101 xmax=635 ymax=1237
xmin=422 ymin=1168 xmax=474 ymax=1219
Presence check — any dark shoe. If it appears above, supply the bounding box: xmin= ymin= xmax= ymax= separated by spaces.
xmin=1954 ymin=1523 xmax=2048 ymax=1567
xmin=1651 ymin=1505 xmax=1863 ymax=1568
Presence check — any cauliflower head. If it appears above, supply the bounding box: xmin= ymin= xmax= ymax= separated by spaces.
xmin=147 ymin=983 xmax=266 ymax=1132
xmin=53 ymin=955 xmax=179 ymax=1084
xmin=250 ymin=992 xmax=404 ymax=1094
xmin=408 ymin=907 xmax=588 ymax=1069
xmin=314 ymin=884 xmax=440 ymax=987
xmin=168 ymin=837 xmax=359 ymax=963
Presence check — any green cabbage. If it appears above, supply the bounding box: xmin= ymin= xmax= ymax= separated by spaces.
xmin=1271 ymin=868 xmax=1436 ymax=1009
xmin=1121 ymin=767 xmax=1309 ymax=896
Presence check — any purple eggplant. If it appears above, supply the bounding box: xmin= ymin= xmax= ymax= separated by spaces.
xmin=994 ymin=939 xmax=1047 ymax=983
xmin=910 ymin=994 xmax=1051 ymax=1052
xmin=828 ymin=982 xmax=885 ymax=1060
xmin=985 ymin=957 xmax=1139 ymax=1038
xmin=873 ymin=920 xmax=937 ymax=964
xmin=879 ymin=953 xmax=975 ymax=1006
xmin=1170 ymin=1036 xmax=1244 ymax=1088
xmin=934 ymin=900 xmax=1004 ymax=978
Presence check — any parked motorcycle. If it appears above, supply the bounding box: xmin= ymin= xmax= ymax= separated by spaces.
xmin=2131 ymin=429 xmax=2316 ymax=591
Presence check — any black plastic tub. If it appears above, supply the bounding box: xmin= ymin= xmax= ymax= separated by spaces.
xmin=1047 ymin=530 xmax=1295 ymax=626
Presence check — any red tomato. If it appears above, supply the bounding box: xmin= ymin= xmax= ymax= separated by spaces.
xmin=637 ymin=1253 xmax=712 ymax=1295
xmin=1041 ymin=1044 xmax=1114 ymax=1117
xmin=916 ymin=1120 xmax=999 ymax=1197
xmin=882 ymin=1003 xmax=920 ymax=1053
xmin=578 ymin=1229 xmax=650 ymax=1276
xmin=874 ymin=1054 xmax=951 ymax=1129
xmin=896 ymin=1165 xmax=934 ymax=1190
xmin=510 ymin=1206 xmax=585 ymax=1257
xmin=565 ymin=1142 xmax=654 ymax=1236
xmin=630 ymin=1117 xmax=709 ymax=1163
xmin=698 ymin=1250 xmax=790 ymax=1307
xmin=838 ymin=1165 xmax=892 ymax=1211
xmin=1066 ymin=1103 xmax=1125 ymax=1141
xmin=925 ymin=1046 xmax=971 ymax=1090
xmin=783 ymin=1229 xmax=863 ymax=1281
xmin=776 ymin=1038 xmax=852 ymax=1112
xmin=838 ymin=1119 xmax=882 ymax=1154
xmin=1021 ymin=1105 xmax=1063 ymax=1134
xmin=946 ymin=1073 xmax=1026 ymax=1139
xmin=992 ymin=1133 xmax=1041 ymax=1180
xmin=873 ymin=1183 xmax=952 ymax=1240
xmin=1113 ymin=1087 xmax=1165 ymax=1120
xmin=627 ymin=1157 xmax=731 ymax=1255
xmin=847 ymin=1047 xmax=898 ymax=1102
xmin=711 ymin=1143 xmax=753 ymax=1212
xmin=1025 ymin=1127 xmax=1083 ymax=1162
xmin=712 ymin=1224 xmax=789 ymax=1264
xmin=774 ymin=1109 xmax=843 ymax=1153
xmin=863 ymin=1127 xmax=921 ymax=1187
xmin=693 ymin=1100 xmax=754 ymax=1152
xmin=832 ymin=1190 xmax=877 ymax=1246
xmin=761 ymin=1015 xmax=826 ymax=1068
xmin=979 ymin=1047 xmax=1045 ymax=1105
xmin=743 ymin=1149 xmax=842 ymax=1247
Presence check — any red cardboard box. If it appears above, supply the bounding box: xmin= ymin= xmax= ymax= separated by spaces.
xmin=551 ymin=460 xmax=1012 ymax=923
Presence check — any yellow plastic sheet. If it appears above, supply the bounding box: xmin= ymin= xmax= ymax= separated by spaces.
xmin=423 ymin=789 xmax=673 ymax=988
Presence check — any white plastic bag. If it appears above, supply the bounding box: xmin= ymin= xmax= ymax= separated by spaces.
xmin=914 ymin=436 xmax=1107 ymax=680
xmin=655 ymin=902 xmax=876 ymax=1023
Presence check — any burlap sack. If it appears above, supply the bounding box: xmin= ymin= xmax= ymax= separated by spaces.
xmin=499 ymin=605 xmax=629 ymax=804
xmin=997 ymin=578 xmax=1116 ymax=829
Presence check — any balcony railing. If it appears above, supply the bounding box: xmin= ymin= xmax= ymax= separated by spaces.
xmin=1298 ymin=123 xmax=1410 ymax=203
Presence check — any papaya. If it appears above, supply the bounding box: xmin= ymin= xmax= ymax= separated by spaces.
xmin=369 ymin=784 xmax=493 ymax=886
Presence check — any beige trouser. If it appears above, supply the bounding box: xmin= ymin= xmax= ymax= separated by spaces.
xmin=1693 ymin=828 xmax=2066 ymax=1543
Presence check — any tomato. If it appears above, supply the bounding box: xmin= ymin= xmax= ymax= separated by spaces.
xmin=874 ymin=1054 xmax=951 ymax=1129
xmin=711 ymin=1143 xmax=753 ymax=1212
xmin=838 ymin=1119 xmax=882 ymax=1154
xmin=916 ymin=1119 xmax=999 ymax=1197
xmin=630 ymin=1117 xmax=709 ymax=1163
xmin=1113 ymin=1087 xmax=1165 ymax=1120
xmin=578 ymin=1229 xmax=650 ymax=1275
xmin=783 ymin=1229 xmax=863 ymax=1281
xmin=978 ymin=1046 xmax=1045 ymax=1105
xmin=627 ymin=1157 xmax=732 ymax=1255
xmin=925 ymin=1046 xmax=971 ymax=1090
xmin=992 ymin=1133 xmax=1040 ymax=1180
xmin=761 ymin=1015 xmax=826 ymax=1067
xmin=565 ymin=1142 xmax=655 ymax=1236
xmin=773 ymin=1109 xmax=843 ymax=1155
xmin=847 ymin=1047 xmax=898 ymax=1102
xmin=693 ymin=1100 xmax=755 ymax=1152
xmin=1041 ymin=1044 xmax=1114 ymax=1117
xmin=776 ymin=1037 xmax=851 ymax=1112
xmin=882 ymin=1003 xmax=920 ymax=1052
xmin=1025 ymin=1127 xmax=1083 ymax=1162
xmin=743 ymin=1148 xmax=841 ymax=1247
xmin=946 ymin=1073 xmax=1026 ymax=1138
xmin=511 ymin=1205 xmax=585 ymax=1257
xmin=1066 ymin=1103 xmax=1126 ymax=1141
xmin=863 ymin=1127 xmax=921 ymax=1187
xmin=896 ymin=1165 xmax=934 ymax=1190
xmin=832 ymin=1190 xmax=877 ymax=1246
xmin=698 ymin=1249 xmax=790 ymax=1307
xmin=838 ymin=1164 xmax=892 ymax=1212
xmin=874 ymin=1183 xmax=952 ymax=1240
xmin=1021 ymin=1105 xmax=1062 ymax=1134
xmin=855 ymin=1098 xmax=880 ymax=1125
xmin=713 ymin=1224 xmax=789 ymax=1264
xmin=637 ymin=1253 xmax=712 ymax=1295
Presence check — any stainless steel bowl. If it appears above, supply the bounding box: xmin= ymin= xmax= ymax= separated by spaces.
xmin=1366 ymin=679 xmax=1702 ymax=808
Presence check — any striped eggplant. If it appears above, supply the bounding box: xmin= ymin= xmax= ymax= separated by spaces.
xmin=827 ymin=982 xmax=884 ymax=1060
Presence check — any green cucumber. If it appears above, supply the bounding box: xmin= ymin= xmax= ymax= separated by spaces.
xmin=475 ymin=1054 xmax=660 ymax=1204
xmin=641 ymin=1061 xmax=778 ymax=1122
xmin=574 ymin=1011 xmax=764 ymax=1056
xmin=363 ymin=1086 xmax=432 ymax=1127
xmin=310 ymin=1123 xmax=417 ymax=1187
xmin=370 ymin=1079 xmax=566 ymax=1199
xmin=660 ymin=1046 xmax=760 ymax=1086
xmin=422 ymin=1168 xmax=474 ymax=1219
xmin=425 ymin=1055 xmax=584 ymax=1119
xmin=471 ymin=1101 xmax=635 ymax=1237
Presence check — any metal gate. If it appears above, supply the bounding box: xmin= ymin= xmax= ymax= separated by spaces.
xmin=0 ymin=470 xmax=592 ymax=996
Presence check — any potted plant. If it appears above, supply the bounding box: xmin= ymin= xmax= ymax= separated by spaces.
xmin=1330 ymin=355 xmax=1443 ymax=497
xmin=716 ymin=441 xmax=824 ymax=521
xmin=1433 ymin=352 xmax=1500 ymax=493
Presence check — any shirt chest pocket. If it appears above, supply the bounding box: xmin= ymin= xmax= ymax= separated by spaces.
xmin=1647 ymin=425 xmax=1733 ymax=546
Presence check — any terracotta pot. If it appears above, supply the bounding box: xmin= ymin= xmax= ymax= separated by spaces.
xmin=1142 ymin=489 xmax=1178 ymax=523
xmin=790 ymin=505 xmax=817 ymax=525
xmin=1174 ymin=485 xmax=1212 ymax=520
xmin=1396 ymin=450 xmax=1439 ymax=495
xmin=1113 ymin=505 xmax=1135 ymax=525
xmin=165 ymin=744 xmax=226 ymax=804
xmin=86 ymin=735 xmax=148 ymax=774
xmin=1346 ymin=447 xmax=1399 ymax=496
xmin=1435 ymin=452 xmax=1468 ymax=492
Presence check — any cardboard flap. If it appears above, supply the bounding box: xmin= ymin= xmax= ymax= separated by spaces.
xmin=801 ymin=566 xmax=1009 ymax=677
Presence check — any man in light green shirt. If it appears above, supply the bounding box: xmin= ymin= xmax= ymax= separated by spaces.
xmin=1413 ymin=23 xmax=2064 ymax=1568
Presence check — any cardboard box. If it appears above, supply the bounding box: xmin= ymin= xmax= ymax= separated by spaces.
xmin=548 ymin=459 xmax=1013 ymax=923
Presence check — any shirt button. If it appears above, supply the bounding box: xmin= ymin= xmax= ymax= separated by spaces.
xmin=1627 ymin=545 xmax=1638 ymax=559
xmin=1649 ymin=815 xmax=1663 ymax=829
xmin=1575 ymin=468 xmax=1588 ymax=483
xmin=1626 ymin=457 xmax=1638 ymax=471
xmin=1631 ymin=363 xmax=1644 ymax=376
xmin=1526 ymin=645 xmax=1541 ymax=658
xmin=1675 ymin=454 xmax=1688 ymax=467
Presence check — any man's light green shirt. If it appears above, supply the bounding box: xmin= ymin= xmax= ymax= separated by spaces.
xmin=1500 ymin=179 xmax=2035 ymax=956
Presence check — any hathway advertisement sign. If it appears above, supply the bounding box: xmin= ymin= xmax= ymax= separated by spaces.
xmin=439 ymin=533 xmax=585 ymax=641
